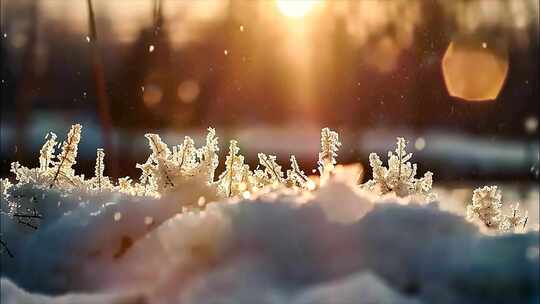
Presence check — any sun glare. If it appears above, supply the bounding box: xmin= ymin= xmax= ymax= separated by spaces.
xmin=276 ymin=0 xmax=319 ymax=18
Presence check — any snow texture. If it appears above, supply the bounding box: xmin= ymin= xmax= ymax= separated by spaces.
xmin=2 ymin=183 xmax=538 ymax=303
xmin=1 ymin=278 xmax=146 ymax=304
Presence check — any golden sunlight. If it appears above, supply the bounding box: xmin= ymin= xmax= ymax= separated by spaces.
xmin=276 ymin=0 xmax=320 ymax=18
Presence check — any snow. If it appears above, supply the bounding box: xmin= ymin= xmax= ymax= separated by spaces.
xmin=292 ymin=272 xmax=421 ymax=304
xmin=1 ymin=278 xmax=145 ymax=304
xmin=2 ymin=181 xmax=538 ymax=303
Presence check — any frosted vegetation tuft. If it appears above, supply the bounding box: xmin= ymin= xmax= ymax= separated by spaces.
xmin=0 ymin=124 xmax=536 ymax=304
xmin=0 ymin=124 xmax=530 ymax=234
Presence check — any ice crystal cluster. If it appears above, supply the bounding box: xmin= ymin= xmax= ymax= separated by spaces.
xmin=467 ymin=185 xmax=528 ymax=232
xmin=362 ymin=137 xmax=435 ymax=201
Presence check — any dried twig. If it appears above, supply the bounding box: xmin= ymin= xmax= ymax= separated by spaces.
xmin=0 ymin=239 xmax=14 ymax=258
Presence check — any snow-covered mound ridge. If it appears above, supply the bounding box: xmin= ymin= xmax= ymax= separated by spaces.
xmin=1 ymin=181 xmax=538 ymax=304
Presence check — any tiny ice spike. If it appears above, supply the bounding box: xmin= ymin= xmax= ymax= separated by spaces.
xmin=362 ymin=137 xmax=435 ymax=201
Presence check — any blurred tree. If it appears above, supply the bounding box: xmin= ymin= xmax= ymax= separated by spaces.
xmin=14 ymin=0 xmax=38 ymax=160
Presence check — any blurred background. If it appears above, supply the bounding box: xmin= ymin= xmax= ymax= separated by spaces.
xmin=0 ymin=0 xmax=538 ymax=197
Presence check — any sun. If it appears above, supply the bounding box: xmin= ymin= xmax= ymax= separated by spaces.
xmin=276 ymin=0 xmax=319 ymax=18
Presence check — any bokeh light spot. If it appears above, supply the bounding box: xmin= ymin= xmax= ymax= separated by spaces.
xmin=414 ymin=137 xmax=426 ymax=151
xmin=524 ymin=116 xmax=538 ymax=133
xmin=142 ymin=84 xmax=163 ymax=107
xmin=442 ymin=39 xmax=509 ymax=101
xmin=177 ymin=80 xmax=200 ymax=104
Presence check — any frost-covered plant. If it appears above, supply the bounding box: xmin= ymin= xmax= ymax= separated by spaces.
xmin=1 ymin=178 xmax=12 ymax=199
xmin=216 ymin=140 xmax=252 ymax=197
xmin=134 ymin=129 xmax=221 ymax=197
xmin=0 ymin=178 xmax=15 ymax=215
xmin=286 ymin=155 xmax=312 ymax=189
xmin=39 ymin=132 xmax=57 ymax=171
xmin=117 ymin=177 xmax=135 ymax=195
xmin=318 ymin=128 xmax=341 ymax=182
xmin=87 ymin=149 xmax=115 ymax=192
xmin=467 ymin=186 xmax=528 ymax=232
xmin=174 ymin=136 xmax=198 ymax=175
xmin=1 ymin=119 xmax=533 ymax=265
xmin=135 ymin=159 xmax=159 ymax=196
xmin=466 ymin=186 xmax=503 ymax=228
xmin=362 ymin=137 xmax=435 ymax=201
xmin=197 ymin=128 xmax=219 ymax=183
xmin=499 ymin=203 xmax=528 ymax=233
xmin=253 ymin=153 xmax=284 ymax=188
xmin=49 ymin=124 xmax=83 ymax=189
xmin=1 ymin=177 xmax=42 ymax=234
xmin=10 ymin=125 xmax=84 ymax=190
xmin=142 ymin=133 xmax=177 ymax=190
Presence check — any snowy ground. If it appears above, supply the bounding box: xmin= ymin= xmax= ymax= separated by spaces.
xmin=1 ymin=179 xmax=538 ymax=304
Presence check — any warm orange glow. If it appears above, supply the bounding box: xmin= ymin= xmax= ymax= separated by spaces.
xmin=143 ymin=84 xmax=163 ymax=107
xmin=276 ymin=0 xmax=319 ymax=18
xmin=177 ymin=80 xmax=200 ymax=104
xmin=442 ymin=40 xmax=509 ymax=101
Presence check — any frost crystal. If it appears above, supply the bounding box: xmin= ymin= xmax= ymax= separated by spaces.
xmin=362 ymin=137 xmax=435 ymax=201
xmin=197 ymin=128 xmax=219 ymax=183
xmin=499 ymin=203 xmax=528 ymax=233
xmin=216 ymin=140 xmax=251 ymax=197
xmin=0 ymin=178 xmax=15 ymax=215
xmin=49 ymin=124 xmax=82 ymax=188
xmin=467 ymin=186 xmax=529 ymax=232
xmin=10 ymin=124 xmax=83 ymax=190
xmin=135 ymin=159 xmax=159 ymax=196
xmin=39 ymin=132 xmax=57 ymax=171
xmin=1 ymin=178 xmax=12 ymax=198
xmin=286 ymin=155 xmax=311 ymax=189
xmin=117 ymin=177 xmax=134 ymax=195
xmin=318 ymin=128 xmax=341 ymax=182
xmin=467 ymin=186 xmax=503 ymax=228
xmin=254 ymin=153 xmax=284 ymax=187
xmin=88 ymin=148 xmax=114 ymax=192
xmin=175 ymin=136 xmax=198 ymax=174
xmin=142 ymin=133 xmax=177 ymax=190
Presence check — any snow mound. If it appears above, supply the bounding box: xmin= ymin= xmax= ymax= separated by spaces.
xmin=1 ymin=182 xmax=538 ymax=304
xmin=292 ymin=271 xmax=420 ymax=304
xmin=0 ymin=278 xmax=145 ymax=304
